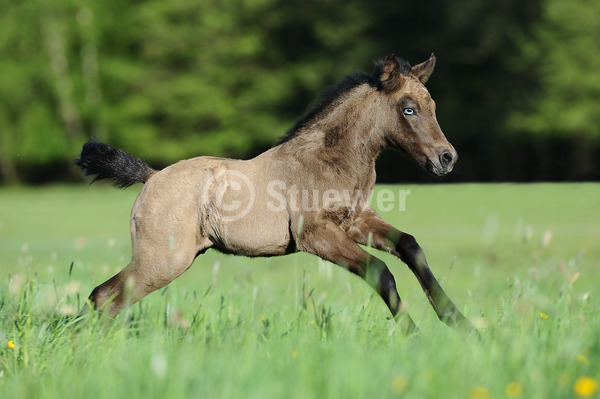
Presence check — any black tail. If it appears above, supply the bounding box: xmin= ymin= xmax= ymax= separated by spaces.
xmin=75 ymin=142 xmax=157 ymax=188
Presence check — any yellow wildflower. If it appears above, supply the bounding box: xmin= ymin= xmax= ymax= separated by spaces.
xmin=539 ymin=312 xmax=549 ymax=319
xmin=7 ymin=340 xmax=15 ymax=349
xmin=309 ymin=320 xmax=316 ymax=327
xmin=574 ymin=376 xmax=598 ymax=398
xmin=576 ymin=354 xmax=589 ymax=364
xmin=505 ymin=382 xmax=523 ymax=397
xmin=291 ymin=349 xmax=298 ymax=359
xmin=260 ymin=314 xmax=266 ymax=321
xmin=391 ymin=375 xmax=408 ymax=394
xmin=469 ymin=386 xmax=491 ymax=399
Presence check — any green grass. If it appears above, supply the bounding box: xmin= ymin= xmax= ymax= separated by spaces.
xmin=1 ymin=183 xmax=599 ymax=398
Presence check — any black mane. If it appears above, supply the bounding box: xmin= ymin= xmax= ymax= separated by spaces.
xmin=276 ymin=56 xmax=412 ymax=145
xmin=372 ymin=55 xmax=412 ymax=77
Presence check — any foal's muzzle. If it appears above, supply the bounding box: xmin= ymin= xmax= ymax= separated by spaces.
xmin=426 ymin=148 xmax=458 ymax=176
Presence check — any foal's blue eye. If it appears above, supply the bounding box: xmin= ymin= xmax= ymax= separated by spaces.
xmin=403 ymin=108 xmax=415 ymax=116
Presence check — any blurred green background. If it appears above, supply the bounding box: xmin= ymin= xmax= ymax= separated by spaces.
xmin=1 ymin=0 xmax=599 ymax=184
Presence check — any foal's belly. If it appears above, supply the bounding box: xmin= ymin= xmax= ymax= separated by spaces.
xmin=208 ymin=212 xmax=293 ymax=257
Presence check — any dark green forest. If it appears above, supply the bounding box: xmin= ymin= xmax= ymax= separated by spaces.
xmin=1 ymin=0 xmax=599 ymax=183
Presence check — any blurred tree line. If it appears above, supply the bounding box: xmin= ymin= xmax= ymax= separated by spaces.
xmin=0 ymin=0 xmax=599 ymax=184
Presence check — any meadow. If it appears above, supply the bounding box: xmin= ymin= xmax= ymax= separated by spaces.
xmin=0 ymin=183 xmax=599 ymax=398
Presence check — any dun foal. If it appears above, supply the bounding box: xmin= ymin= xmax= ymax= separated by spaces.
xmin=77 ymin=54 xmax=476 ymax=335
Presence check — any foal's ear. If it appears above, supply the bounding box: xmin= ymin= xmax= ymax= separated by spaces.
xmin=411 ymin=53 xmax=436 ymax=84
xmin=378 ymin=53 xmax=404 ymax=92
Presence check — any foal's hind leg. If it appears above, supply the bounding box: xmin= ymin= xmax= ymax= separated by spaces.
xmin=298 ymin=223 xmax=418 ymax=335
xmin=89 ymin=253 xmax=195 ymax=318
xmin=88 ymin=227 xmax=206 ymax=318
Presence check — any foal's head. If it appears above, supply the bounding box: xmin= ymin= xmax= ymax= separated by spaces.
xmin=375 ymin=53 xmax=457 ymax=176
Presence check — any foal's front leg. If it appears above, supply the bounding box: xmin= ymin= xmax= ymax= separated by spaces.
xmin=349 ymin=210 xmax=477 ymax=335
xmin=298 ymin=223 xmax=418 ymax=335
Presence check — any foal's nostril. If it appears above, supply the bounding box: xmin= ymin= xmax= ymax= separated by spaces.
xmin=440 ymin=151 xmax=454 ymax=168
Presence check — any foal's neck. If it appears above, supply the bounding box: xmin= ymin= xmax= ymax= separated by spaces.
xmin=285 ymin=85 xmax=385 ymax=166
